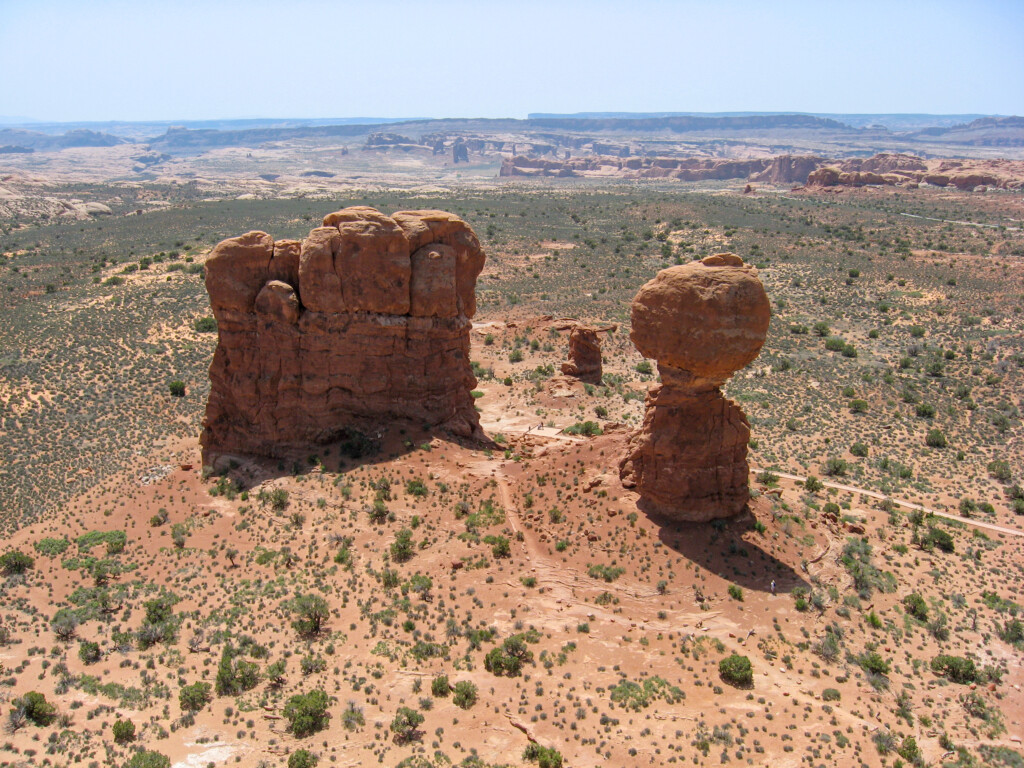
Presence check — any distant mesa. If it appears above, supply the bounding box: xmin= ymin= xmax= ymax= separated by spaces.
xmin=364 ymin=132 xmax=421 ymax=152
xmin=620 ymin=254 xmax=770 ymax=521
xmin=805 ymin=153 xmax=1024 ymax=191
xmin=0 ymin=127 xmax=124 ymax=150
xmin=200 ymin=207 xmax=487 ymax=465
xmin=500 ymin=154 xmax=825 ymax=184
xmin=500 ymin=151 xmax=1024 ymax=191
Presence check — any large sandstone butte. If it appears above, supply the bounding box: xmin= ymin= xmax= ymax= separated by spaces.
xmin=619 ymin=253 xmax=770 ymax=521
xmin=200 ymin=207 xmax=486 ymax=463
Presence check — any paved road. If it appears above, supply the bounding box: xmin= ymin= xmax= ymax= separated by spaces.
xmin=750 ymin=467 xmax=1024 ymax=538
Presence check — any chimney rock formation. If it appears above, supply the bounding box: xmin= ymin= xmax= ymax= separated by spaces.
xmin=201 ymin=207 xmax=485 ymax=464
xmin=619 ymin=254 xmax=770 ymax=521
xmin=560 ymin=325 xmax=603 ymax=384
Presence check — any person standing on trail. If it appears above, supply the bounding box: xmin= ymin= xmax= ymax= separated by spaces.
xmin=770 ymin=579 xmax=776 ymax=595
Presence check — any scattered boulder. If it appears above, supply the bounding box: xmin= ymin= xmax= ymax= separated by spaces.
xmin=201 ymin=207 xmax=486 ymax=464
xmin=560 ymin=325 xmax=603 ymax=384
xmin=76 ymin=202 xmax=112 ymax=216
xmin=807 ymin=167 xmax=841 ymax=187
xmin=620 ymin=254 xmax=770 ymax=521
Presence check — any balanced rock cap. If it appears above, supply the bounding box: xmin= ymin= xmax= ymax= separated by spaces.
xmin=630 ymin=253 xmax=770 ymax=382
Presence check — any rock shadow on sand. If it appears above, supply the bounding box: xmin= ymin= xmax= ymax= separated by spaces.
xmin=649 ymin=502 xmax=810 ymax=594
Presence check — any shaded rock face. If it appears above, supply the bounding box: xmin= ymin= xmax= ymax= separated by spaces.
xmin=201 ymin=207 xmax=486 ymax=463
xmin=620 ymin=254 xmax=770 ymax=521
xmin=560 ymin=326 xmax=602 ymax=384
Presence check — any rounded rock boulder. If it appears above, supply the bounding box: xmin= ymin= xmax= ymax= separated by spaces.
xmin=630 ymin=255 xmax=770 ymax=382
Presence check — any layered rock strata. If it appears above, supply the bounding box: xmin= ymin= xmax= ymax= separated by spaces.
xmin=200 ymin=207 xmax=485 ymax=463
xmin=560 ymin=325 xmax=602 ymax=384
xmin=619 ymin=254 xmax=770 ymax=521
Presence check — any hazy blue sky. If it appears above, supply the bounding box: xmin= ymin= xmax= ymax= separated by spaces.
xmin=1 ymin=0 xmax=1021 ymax=122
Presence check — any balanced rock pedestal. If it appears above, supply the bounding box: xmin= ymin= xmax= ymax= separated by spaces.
xmin=619 ymin=254 xmax=770 ymax=521
xmin=200 ymin=207 xmax=486 ymax=464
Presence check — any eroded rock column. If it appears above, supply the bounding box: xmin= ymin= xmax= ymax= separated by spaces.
xmin=619 ymin=254 xmax=770 ymax=521
xmin=560 ymin=325 xmax=603 ymax=384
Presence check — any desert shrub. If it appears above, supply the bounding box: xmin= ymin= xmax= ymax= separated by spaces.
xmin=431 ymin=675 xmax=450 ymax=697
xmin=193 ymin=316 xmax=217 ymax=333
xmin=523 ymin=743 xmax=564 ymax=768
xmin=17 ymin=691 xmax=57 ymax=726
xmin=485 ymin=635 xmax=534 ymax=677
xmin=284 ymin=689 xmax=331 ymax=737
xmin=903 ymin=593 xmax=928 ymax=621
xmin=841 ymin=537 xmax=896 ymax=597
xmin=453 ymin=680 xmax=478 ymax=709
xmin=125 ymin=751 xmax=171 ymax=768
xmin=179 ymin=681 xmax=212 ymax=712
xmin=823 ymin=457 xmax=848 ymax=477
xmin=112 ymin=718 xmax=136 ymax=744
xmin=389 ymin=706 xmax=424 ymax=743
xmin=873 ymin=730 xmax=897 ymax=755
xmin=859 ymin=652 xmax=890 ymax=677
xmin=288 ymin=750 xmax=318 ymax=768
xmin=287 ymin=594 xmax=329 ymax=637
xmin=78 ymin=640 xmax=101 ymax=664
xmin=0 ymin=550 xmax=34 ymax=575
xmin=822 ymin=688 xmax=841 ymax=702
xmin=718 ymin=654 xmax=753 ymax=687
xmin=405 ymin=478 xmax=428 ymax=497
xmin=215 ymin=643 xmax=260 ymax=695
xmin=485 ymin=534 xmax=511 ymax=558
xmin=587 ymin=563 xmax=624 ymax=582
xmin=898 ymin=736 xmax=921 ymax=762
xmin=33 ymin=537 xmax=70 ymax=557
xmin=931 ymin=655 xmax=978 ymax=684
xmin=564 ymin=420 xmax=602 ymax=436
xmin=814 ymin=632 xmax=840 ymax=662
xmin=608 ymin=676 xmax=684 ymax=710
xmin=921 ymin=526 xmax=954 ymax=553
xmin=138 ymin=593 xmax=179 ymax=648
xmin=998 ymin=618 xmax=1024 ymax=647
xmin=341 ymin=701 xmax=365 ymax=731
xmin=390 ymin=529 xmax=415 ymax=562
xmin=987 ymin=459 xmax=1012 ymax=483
xmin=925 ymin=427 xmax=947 ymax=448
xmin=167 ymin=380 xmax=186 ymax=397
xmin=338 ymin=428 xmax=376 ymax=459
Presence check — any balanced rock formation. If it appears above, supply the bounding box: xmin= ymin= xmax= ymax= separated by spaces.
xmin=200 ymin=207 xmax=486 ymax=463
xmin=560 ymin=325 xmax=603 ymax=384
xmin=619 ymin=253 xmax=770 ymax=521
